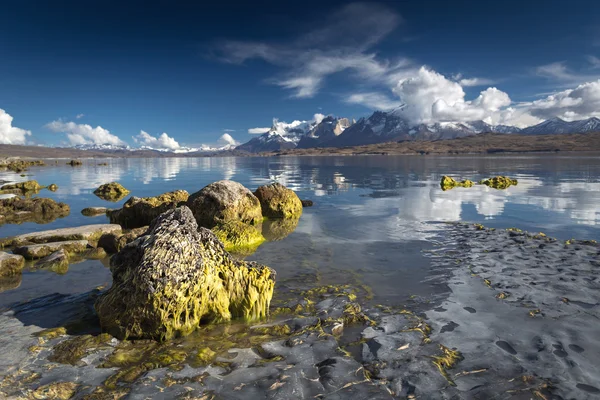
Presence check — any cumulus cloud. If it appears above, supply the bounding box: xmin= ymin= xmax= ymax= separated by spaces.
xmin=524 ymin=79 xmax=600 ymax=121
xmin=75 ymin=113 xmax=84 ymax=119
xmin=248 ymin=127 xmax=271 ymax=134
xmin=217 ymin=133 xmax=239 ymax=147
xmin=0 ymin=108 xmax=31 ymax=145
xmin=458 ymin=77 xmax=496 ymax=87
xmin=133 ymin=131 xmax=181 ymax=151
xmin=46 ymin=120 xmax=125 ymax=146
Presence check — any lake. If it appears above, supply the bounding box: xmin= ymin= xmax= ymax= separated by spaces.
xmin=1 ymin=154 xmax=600 ymax=309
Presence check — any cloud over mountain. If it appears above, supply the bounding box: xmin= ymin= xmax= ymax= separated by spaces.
xmin=46 ymin=120 xmax=125 ymax=146
xmin=0 ymin=108 xmax=31 ymax=145
xmin=133 ymin=130 xmax=182 ymax=151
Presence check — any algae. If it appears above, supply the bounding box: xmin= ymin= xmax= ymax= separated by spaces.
xmin=49 ymin=333 xmax=113 ymax=365
xmin=440 ymin=176 xmax=474 ymax=191
xmin=479 ymin=176 xmax=518 ymax=189
xmin=431 ymin=345 xmax=463 ymax=386
xmin=30 ymin=381 xmax=79 ymax=399
xmin=0 ymin=159 xmax=45 ymax=173
xmin=254 ymin=182 xmax=303 ymax=219
xmin=94 ymin=182 xmax=130 ymax=202
xmin=0 ymin=180 xmax=43 ymax=192
xmin=212 ymin=220 xmax=265 ymax=255
xmin=0 ymin=197 xmax=70 ymax=225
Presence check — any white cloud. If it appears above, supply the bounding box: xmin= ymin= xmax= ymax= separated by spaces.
xmin=223 ymin=129 xmax=236 ymax=132
xmin=458 ymin=77 xmax=495 ymax=87
xmin=0 ymin=108 xmax=31 ymax=145
xmin=346 ymin=92 xmax=400 ymax=110
xmin=248 ymin=127 xmax=271 ymax=134
xmin=587 ymin=56 xmax=600 ymax=69
xmin=313 ymin=113 xmax=325 ymax=124
xmin=133 ymin=130 xmax=181 ymax=151
xmin=46 ymin=120 xmax=125 ymax=146
xmin=535 ymin=61 xmax=600 ymax=86
xmin=217 ymin=133 xmax=239 ymax=146
xmin=75 ymin=113 xmax=84 ymax=119
xmin=524 ymin=79 xmax=600 ymax=121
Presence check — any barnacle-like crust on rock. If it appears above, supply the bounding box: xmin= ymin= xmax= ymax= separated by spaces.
xmin=108 ymin=190 xmax=189 ymax=228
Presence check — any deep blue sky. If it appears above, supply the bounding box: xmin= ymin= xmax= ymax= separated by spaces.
xmin=1 ymin=0 xmax=598 ymax=148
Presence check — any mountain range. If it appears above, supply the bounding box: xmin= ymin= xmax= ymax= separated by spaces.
xmin=236 ymin=111 xmax=600 ymax=153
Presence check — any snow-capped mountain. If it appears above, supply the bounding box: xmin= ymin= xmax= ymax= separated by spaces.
xmin=237 ymin=118 xmax=322 ymax=152
xmin=70 ymin=143 xmax=133 ymax=151
xmin=520 ymin=117 xmax=600 ymax=135
xmin=297 ymin=116 xmax=352 ymax=148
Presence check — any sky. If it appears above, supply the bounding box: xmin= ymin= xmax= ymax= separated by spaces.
xmin=1 ymin=0 xmax=600 ymax=149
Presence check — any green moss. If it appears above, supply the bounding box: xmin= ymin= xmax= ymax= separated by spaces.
xmin=35 ymin=327 xmax=67 ymax=340
xmin=440 ymin=176 xmax=474 ymax=191
xmin=196 ymin=347 xmax=216 ymax=364
xmin=94 ymin=182 xmax=130 ymax=202
xmin=49 ymin=333 xmax=113 ymax=365
xmin=30 ymin=381 xmax=79 ymax=399
xmin=0 ymin=180 xmax=43 ymax=192
xmin=0 ymin=197 xmax=70 ymax=225
xmin=212 ymin=220 xmax=265 ymax=255
xmin=254 ymin=183 xmax=303 ymax=219
xmin=479 ymin=176 xmax=518 ymax=189
xmin=252 ymin=324 xmax=291 ymax=336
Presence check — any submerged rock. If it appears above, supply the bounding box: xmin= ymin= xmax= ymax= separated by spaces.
xmin=480 ymin=175 xmax=518 ymax=189
xmin=254 ymin=182 xmax=303 ymax=219
xmin=262 ymin=216 xmax=300 ymax=241
xmin=98 ymin=226 xmax=148 ymax=254
xmin=95 ymin=206 xmax=275 ymax=341
xmin=186 ymin=180 xmax=262 ymax=228
xmin=0 ymin=252 xmax=25 ymax=276
xmin=81 ymin=206 xmax=109 ymax=217
xmin=0 ymin=274 xmax=21 ymax=292
xmin=94 ymin=182 xmax=130 ymax=202
xmin=0 ymin=180 xmax=43 ymax=192
xmin=0 ymin=224 xmax=121 ymax=247
xmin=301 ymin=199 xmax=314 ymax=207
xmin=0 ymin=197 xmax=70 ymax=225
xmin=34 ymin=249 xmax=70 ymax=274
xmin=440 ymin=176 xmax=474 ymax=191
xmin=13 ymin=240 xmax=90 ymax=260
xmin=212 ymin=220 xmax=265 ymax=254
xmin=107 ymin=190 xmax=189 ymax=228
xmin=67 ymin=159 xmax=82 ymax=166
xmin=47 ymin=183 xmax=59 ymax=192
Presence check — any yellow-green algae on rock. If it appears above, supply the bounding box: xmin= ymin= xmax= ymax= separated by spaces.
xmin=254 ymin=182 xmax=303 ymax=219
xmin=440 ymin=176 xmax=474 ymax=191
xmin=94 ymin=182 xmax=130 ymax=202
xmin=108 ymin=190 xmax=189 ymax=229
xmin=95 ymin=206 xmax=275 ymax=341
xmin=0 ymin=180 xmax=43 ymax=192
xmin=186 ymin=180 xmax=263 ymax=228
xmin=479 ymin=175 xmax=518 ymax=189
xmin=212 ymin=220 xmax=265 ymax=255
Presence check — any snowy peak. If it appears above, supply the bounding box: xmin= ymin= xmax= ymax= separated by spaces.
xmin=521 ymin=117 xmax=600 ymax=135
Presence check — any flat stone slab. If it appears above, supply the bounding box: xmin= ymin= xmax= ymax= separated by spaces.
xmin=0 ymin=224 xmax=121 ymax=247
xmin=0 ymin=252 xmax=25 ymax=276
xmin=13 ymin=240 xmax=89 ymax=260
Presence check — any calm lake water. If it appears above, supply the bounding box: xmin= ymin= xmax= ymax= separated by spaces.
xmin=2 ymin=154 xmax=600 ymax=309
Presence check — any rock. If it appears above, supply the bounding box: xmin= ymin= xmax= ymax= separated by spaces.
xmin=81 ymin=207 xmax=109 ymax=217
xmin=0 ymin=197 xmax=70 ymax=225
xmin=47 ymin=183 xmax=59 ymax=192
xmin=107 ymin=190 xmax=189 ymax=228
xmin=0 ymin=252 xmax=25 ymax=276
xmin=95 ymin=206 xmax=275 ymax=341
xmin=0 ymin=159 xmax=45 ymax=173
xmin=34 ymin=250 xmax=70 ymax=274
xmin=479 ymin=176 xmax=518 ymax=189
xmin=97 ymin=226 xmax=148 ymax=254
xmin=212 ymin=220 xmax=265 ymax=254
xmin=67 ymin=159 xmax=82 ymax=166
xmin=186 ymin=180 xmax=263 ymax=228
xmin=0 ymin=180 xmax=43 ymax=192
xmin=93 ymin=182 xmax=130 ymax=202
xmin=254 ymin=183 xmax=303 ymax=219
xmin=13 ymin=240 xmax=90 ymax=260
xmin=0 ymin=224 xmax=121 ymax=247
xmin=301 ymin=199 xmax=314 ymax=207
xmin=0 ymin=274 xmax=21 ymax=293
xmin=440 ymin=176 xmax=474 ymax=191
xmin=261 ymin=216 xmax=300 ymax=241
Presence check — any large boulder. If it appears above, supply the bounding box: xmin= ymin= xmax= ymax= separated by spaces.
xmin=93 ymin=182 xmax=130 ymax=202
xmin=95 ymin=206 xmax=275 ymax=341
xmin=254 ymin=183 xmax=303 ymax=219
xmin=108 ymin=190 xmax=189 ymax=229
xmin=186 ymin=180 xmax=263 ymax=228
xmin=0 ymin=197 xmax=70 ymax=225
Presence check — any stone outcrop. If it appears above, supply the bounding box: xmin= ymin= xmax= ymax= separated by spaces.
xmin=254 ymin=183 xmax=303 ymax=219
xmin=0 ymin=159 xmax=45 ymax=173
xmin=186 ymin=181 xmax=262 ymax=228
xmin=0 ymin=197 xmax=70 ymax=225
xmin=0 ymin=224 xmax=121 ymax=247
xmin=93 ymin=182 xmax=130 ymax=202
xmin=13 ymin=240 xmax=90 ymax=260
xmin=95 ymin=206 xmax=275 ymax=341
xmin=98 ymin=226 xmax=148 ymax=254
xmin=0 ymin=180 xmax=43 ymax=192
xmin=107 ymin=190 xmax=189 ymax=228
xmin=0 ymin=252 xmax=25 ymax=276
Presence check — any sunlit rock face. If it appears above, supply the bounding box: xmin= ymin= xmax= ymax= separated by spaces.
xmin=95 ymin=206 xmax=275 ymax=341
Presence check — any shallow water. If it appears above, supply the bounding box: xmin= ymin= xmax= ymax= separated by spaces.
xmin=1 ymin=154 xmax=600 ymax=309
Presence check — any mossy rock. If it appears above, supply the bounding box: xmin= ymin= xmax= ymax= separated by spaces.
xmin=254 ymin=183 xmax=303 ymax=219
xmin=30 ymin=381 xmax=79 ymax=400
xmin=262 ymin=217 xmax=300 ymax=241
xmin=440 ymin=176 xmax=474 ymax=191
xmin=81 ymin=207 xmax=109 ymax=217
xmin=0 ymin=197 xmax=70 ymax=225
xmin=0 ymin=274 xmax=21 ymax=293
xmin=49 ymin=333 xmax=113 ymax=365
xmin=186 ymin=180 xmax=263 ymax=228
xmin=94 ymin=182 xmax=130 ymax=202
xmin=479 ymin=176 xmax=518 ymax=189
xmin=95 ymin=206 xmax=275 ymax=341
xmin=67 ymin=159 xmax=83 ymax=166
xmin=0 ymin=159 xmax=45 ymax=173
xmin=0 ymin=252 xmax=25 ymax=276
xmin=98 ymin=226 xmax=148 ymax=254
xmin=107 ymin=190 xmax=188 ymax=229
xmin=0 ymin=180 xmax=43 ymax=192
xmin=212 ymin=220 xmax=265 ymax=255
xmin=33 ymin=249 xmax=70 ymax=275
xmin=47 ymin=183 xmax=59 ymax=192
